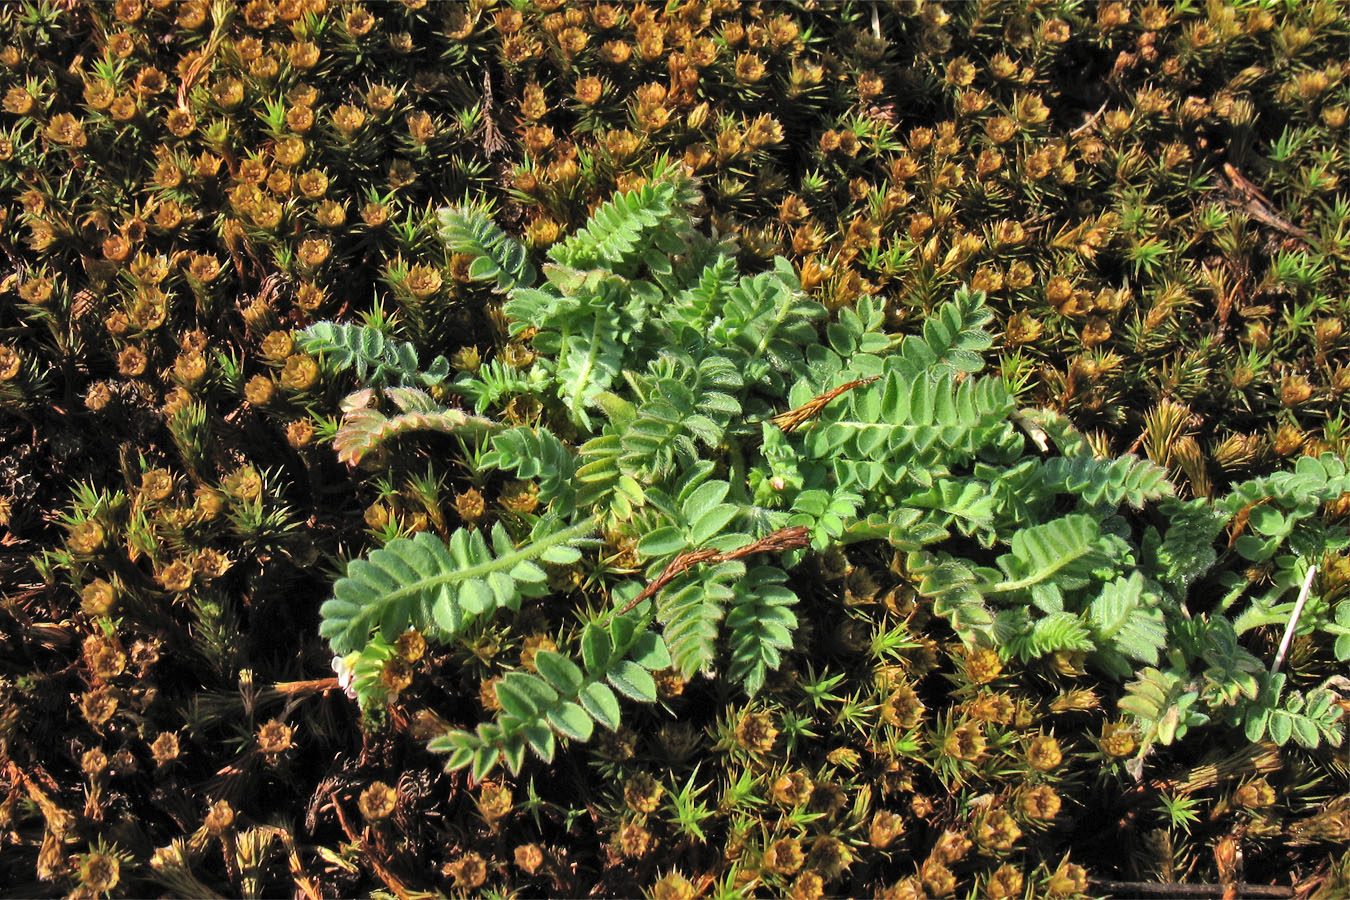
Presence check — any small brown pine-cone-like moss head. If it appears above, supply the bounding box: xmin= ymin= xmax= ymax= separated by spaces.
xmin=499 ymin=479 xmax=540 ymax=515
xmin=361 ymin=201 xmax=389 ymax=228
xmin=974 ymin=808 xmax=1023 ymax=853
xmin=288 ymin=420 xmax=314 ymax=450
xmin=655 ymin=668 xmax=686 ymax=700
xmin=771 ymin=770 xmax=814 ymax=808
xmin=274 ymin=137 xmax=307 ymax=168
xmin=869 ymin=810 xmax=906 ymax=849
xmin=1273 ymin=423 xmax=1306 ymax=457
xmin=280 ymin=354 xmax=320 ymax=391
xmin=524 ymin=217 xmax=561 ymax=249
xmin=69 ymin=520 xmax=107 ymax=556
xmin=920 ymin=857 xmax=956 ymax=897
xmin=193 ymin=487 xmax=226 ymax=521
xmin=81 ymin=579 xmax=117 ymax=616
xmin=173 ymin=351 xmax=207 ymax=389
xmin=1026 ymin=735 xmax=1063 ymax=772
xmin=294 ymin=280 xmax=327 ymax=313
xmin=256 ymin=719 xmax=293 ymax=755
xmin=0 ymin=345 xmax=22 ymax=381
xmin=3 ymin=85 xmax=34 ymax=115
xmin=150 ymin=732 xmax=180 ymax=766
xmin=380 ymin=657 xmax=413 ymax=697
xmin=46 ymin=112 xmax=88 ymax=148
xmin=1047 ymin=860 xmax=1088 ymax=897
xmin=129 ymin=638 xmax=160 ymax=674
xmin=447 ymin=852 xmax=487 ymax=889
xmin=285 ymin=103 xmax=315 ymax=132
xmin=962 ymin=647 xmax=1004 ymax=685
xmin=623 ymin=772 xmax=663 ymax=814
xmin=453 ymin=487 xmax=485 ymax=523
xmin=931 ymin=828 xmax=971 ymax=865
xmin=78 ymin=850 xmax=121 ymax=895
xmin=807 ymin=834 xmax=854 ymax=880
xmin=388 ymin=158 xmax=417 ymax=190
xmin=617 ymin=822 xmax=651 ymax=858
xmin=1006 ymin=260 xmax=1035 ymax=291
xmin=260 ymin=330 xmax=293 ymax=362
xmin=984 ymin=863 xmax=1025 ymax=900
xmin=878 ymin=875 xmax=925 ymax=900
xmin=943 ymin=721 xmax=987 ymax=762
xmin=117 ymin=346 xmax=148 ymax=377
xmin=315 ymin=199 xmax=345 ymax=227
xmin=362 ymin=82 xmax=395 ymax=113
xmin=358 ymin=781 xmax=397 ymax=822
xmin=1235 ymin=776 xmax=1276 ymax=809
xmin=789 ymin=869 xmax=825 ymax=900
xmin=297 ymin=169 xmax=328 ymax=199
xmin=1020 ymin=784 xmax=1062 ymax=821
xmin=881 ymin=684 xmax=925 ymax=729
xmin=965 ymin=691 xmax=1016 ymax=725
xmin=478 ymin=676 xmax=502 ymax=711
xmin=82 ymin=747 xmax=109 ymax=777
xmin=83 ymin=633 xmax=127 ymax=680
xmin=222 ymin=466 xmax=262 ymax=501
xmin=156 ymin=558 xmax=194 ymax=593
xmin=187 ymin=252 xmax=221 ymax=283
xmin=514 ymin=843 xmax=545 ymax=874
xmin=1280 ymin=374 xmax=1314 ymax=407
xmin=1330 ymin=366 xmax=1350 ymax=397
xmin=735 ymin=709 xmax=779 ymax=755
xmin=18 ymin=275 xmax=53 ymax=305
xmin=650 ymin=871 xmax=695 ymax=900
xmin=765 ymin=836 xmax=805 ymax=874
xmin=344 ymin=6 xmax=374 ymax=36
xmin=296 ymin=237 xmax=330 ymax=268
xmin=405 ymin=264 xmax=442 ymax=298
xmin=574 ymin=76 xmax=604 ymax=105
xmin=81 ymin=687 xmax=119 ymax=728
xmin=808 ymin=780 xmax=847 ymax=817
xmin=477 ymin=782 xmax=513 ymax=823
xmin=288 ymin=40 xmax=319 ymax=69
xmin=241 ymin=0 xmax=274 ymax=30
xmin=395 ymin=630 xmax=426 ymax=663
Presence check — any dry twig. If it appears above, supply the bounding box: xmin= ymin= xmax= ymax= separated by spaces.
xmin=618 ymin=525 xmax=811 ymax=615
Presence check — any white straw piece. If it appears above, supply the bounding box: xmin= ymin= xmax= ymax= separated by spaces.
xmin=1271 ymin=564 xmax=1317 ymax=675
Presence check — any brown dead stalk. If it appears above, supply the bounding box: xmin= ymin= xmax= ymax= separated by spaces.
xmin=618 ymin=525 xmax=811 ymax=616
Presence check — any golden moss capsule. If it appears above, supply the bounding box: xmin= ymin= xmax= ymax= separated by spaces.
xmin=514 ymin=843 xmax=544 ymax=874
xmin=1020 ymin=784 xmax=1062 ymax=820
xmin=764 ymin=837 xmax=805 ymax=874
xmin=358 ymin=781 xmax=397 ymax=821
xmin=617 ymin=822 xmax=651 ymax=858
xmin=150 ymin=732 xmax=180 ymax=766
xmin=623 ymin=772 xmax=663 ymax=814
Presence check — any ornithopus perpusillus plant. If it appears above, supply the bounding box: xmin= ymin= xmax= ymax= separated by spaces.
xmin=303 ymin=160 xmax=1346 ymax=782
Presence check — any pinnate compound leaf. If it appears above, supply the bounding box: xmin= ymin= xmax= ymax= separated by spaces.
xmin=437 ymin=205 xmax=536 ymax=292
xmin=298 ymin=321 xmax=448 ymax=388
xmin=321 ymin=519 xmax=595 ymax=656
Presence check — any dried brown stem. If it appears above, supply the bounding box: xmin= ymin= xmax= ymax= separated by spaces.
xmin=617 ymin=525 xmax=811 ymax=616
xmin=770 ymin=375 xmax=880 ymax=433
xmin=1220 ymin=163 xmax=1312 ymax=247
xmin=1092 ymin=878 xmax=1292 ymax=899
xmin=325 ymin=786 xmax=416 ymax=900
xmin=265 ymin=677 xmax=341 ymax=697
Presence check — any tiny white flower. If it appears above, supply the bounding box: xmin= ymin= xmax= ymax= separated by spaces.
xmin=331 ymin=653 xmax=359 ymax=700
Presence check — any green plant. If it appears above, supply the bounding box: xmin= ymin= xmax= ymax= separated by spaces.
xmin=312 ymin=162 xmax=1344 ymax=783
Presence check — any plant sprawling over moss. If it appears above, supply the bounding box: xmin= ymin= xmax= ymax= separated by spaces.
xmin=2 ymin=1 xmax=1349 ymax=897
